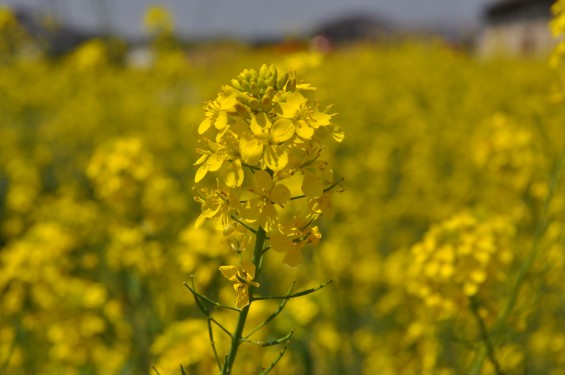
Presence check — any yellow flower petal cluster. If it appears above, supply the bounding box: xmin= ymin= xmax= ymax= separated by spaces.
xmin=194 ymin=65 xmax=342 ymax=267
xmin=407 ymin=212 xmax=515 ymax=318
xmin=219 ymin=261 xmax=260 ymax=309
xmin=194 ymin=65 xmax=343 ymax=308
xmin=550 ymin=0 xmax=565 ymax=67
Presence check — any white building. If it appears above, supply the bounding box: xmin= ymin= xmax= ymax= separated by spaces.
xmin=477 ymin=0 xmax=556 ymax=58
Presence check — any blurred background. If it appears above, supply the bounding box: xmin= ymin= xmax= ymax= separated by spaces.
xmin=2 ymin=0 xmax=565 ymax=374
xmin=0 ymin=0 xmax=557 ymax=57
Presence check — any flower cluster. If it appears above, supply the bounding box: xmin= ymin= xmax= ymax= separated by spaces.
xmin=550 ymin=0 xmax=565 ymax=67
xmin=407 ymin=212 xmax=515 ymax=319
xmin=194 ymin=64 xmax=343 ymax=306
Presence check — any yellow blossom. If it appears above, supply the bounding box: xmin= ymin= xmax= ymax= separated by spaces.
xmin=219 ymin=261 xmax=260 ymax=309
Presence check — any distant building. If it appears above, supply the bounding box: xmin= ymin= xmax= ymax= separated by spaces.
xmin=12 ymin=7 xmax=97 ymax=56
xmin=477 ymin=0 xmax=556 ymax=57
xmin=311 ymin=14 xmax=391 ymax=46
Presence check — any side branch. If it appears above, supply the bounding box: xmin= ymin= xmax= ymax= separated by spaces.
xmin=183 ymin=281 xmax=241 ymax=313
xmin=240 ymin=330 xmax=294 ymax=347
xmin=245 ymin=282 xmax=295 ymax=339
xmin=252 ymin=280 xmax=333 ymax=301
xmin=259 ymin=339 xmax=292 ymax=375
xmin=469 ymin=297 xmax=504 ymax=375
xmin=231 ymin=215 xmax=258 ymax=235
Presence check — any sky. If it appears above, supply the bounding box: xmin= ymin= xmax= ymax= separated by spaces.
xmin=1 ymin=0 xmax=495 ymax=40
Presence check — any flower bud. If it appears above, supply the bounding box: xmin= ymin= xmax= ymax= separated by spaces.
xmin=264 ymin=86 xmax=275 ymax=99
xmin=276 ymin=72 xmax=288 ymax=90
xmin=250 ymin=82 xmax=259 ymax=96
xmin=261 ymin=95 xmax=272 ymax=112
xmin=249 ymin=98 xmax=261 ymax=111
xmin=231 ymin=79 xmax=243 ymax=91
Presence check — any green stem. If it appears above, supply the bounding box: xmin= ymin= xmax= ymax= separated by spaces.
xmin=468 ymin=148 xmax=564 ymax=374
xmin=252 ymin=280 xmax=333 ymax=301
xmin=469 ymin=297 xmax=504 ymax=375
xmin=222 ymin=227 xmax=267 ymax=375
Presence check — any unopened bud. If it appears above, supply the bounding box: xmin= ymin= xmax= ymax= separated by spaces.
xmin=261 ymin=95 xmax=272 ymax=111
xmin=264 ymin=86 xmax=275 ymax=99
xmin=276 ymin=72 xmax=289 ymax=90
xmin=231 ymin=79 xmax=243 ymax=91
xmin=249 ymin=98 xmax=261 ymax=111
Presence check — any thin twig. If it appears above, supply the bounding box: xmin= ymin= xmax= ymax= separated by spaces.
xmin=231 ymin=215 xmax=258 ymax=235
xmin=259 ymin=339 xmax=293 ymax=375
xmin=252 ymin=280 xmax=333 ymax=301
xmin=245 ymin=282 xmax=296 ymax=339
xmin=207 ymin=319 xmax=223 ymax=371
xmin=210 ymin=317 xmax=233 ymax=338
xmin=183 ymin=281 xmax=241 ymax=312
xmin=240 ymin=329 xmax=294 ymax=347
xmin=151 ymin=365 xmax=161 ymax=375
xmin=469 ymin=297 xmax=504 ymax=375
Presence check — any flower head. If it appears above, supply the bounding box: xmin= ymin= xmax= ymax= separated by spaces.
xmin=219 ymin=261 xmax=260 ymax=309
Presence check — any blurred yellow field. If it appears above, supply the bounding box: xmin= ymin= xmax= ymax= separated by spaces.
xmin=2 ymin=4 xmax=565 ymax=375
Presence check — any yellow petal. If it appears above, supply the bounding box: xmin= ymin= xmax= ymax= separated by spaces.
xmin=330 ymin=124 xmax=345 ymax=142
xmin=239 ymin=199 xmax=260 ymax=221
xmin=206 ymin=153 xmax=223 ymax=172
xmin=259 ymin=204 xmax=278 ymax=232
xmin=218 ymin=89 xmax=237 ymax=110
xmin=302 ymin=172 xmax=323 ymax=198
xmin=194 ymin=154 xmax=207 ymax=165
xmin=311 ymin=111 xmax=331 ymax=126
xmin=279 ymin=92 xmax=306 ymax=118
xmin=270 ymin=232 xmax=294 ymax=253
xmin=195 ymin=165 xmax=207 ymax=183
xmin=270 ymin=184 xmax=291 ymax=204
xmin=195 ymin=213 xmax=207 ymax=228
xmin=219 ymin=265 xmax=238 ymax=281
xmin=250 ymin=112 xmax=270 ymax=136
xmin=198 ymin=117 xmax=212 ymax=134
xmin=241 ymin=260 xmax=256 ymax=279
xmin=225 ymin=159 xmax=244 ymax=187
xmin=235 ymin=287 xmax=250 ymax=309
xmin=283 ymin=246 xmax=302 ymax=267
xmin=240 ymin=133 xmax=263 ymax=165
xmin=264 ymin=145 xmax=288 ymax=171
xmin=270 ymin=118 xmax=295 ymax=143
xmin=254 ymin=170 xmax=273 ymax=191
xmin=215 ymin=111 xmax=228 ymax=129
xmin=296 ymin=120 xmax=314 ymax=140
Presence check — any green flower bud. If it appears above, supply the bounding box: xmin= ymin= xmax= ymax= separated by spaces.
xmin=277 ymin=71 xmax=289 ymax=90
xmin=266 ymin=77 xmax=276 ymax=88
xmin=261 ymin=95 xmax=272 ymax=112
xmin=236 ymin=93 xmax=250 ymax=106
xmin=257 ymin=77 xmax=265 ymax=89
xmin=259 ymin=64 xmax=269 ymax=77
xmin=287 ymin=72 xmax=296 ymax=92
xmin=249 ymin=98 xmax=261 ymax=111
xmin=264 ymin=86 xmax=275 ymax=99
xmin=231 ymin=79 xmax=243 ymax=91
xmin=250 ymin=82 xmax=260 ymax=96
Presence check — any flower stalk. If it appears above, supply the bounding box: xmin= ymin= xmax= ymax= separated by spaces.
xmin=188 ymin=64 xmax=343 ymax=374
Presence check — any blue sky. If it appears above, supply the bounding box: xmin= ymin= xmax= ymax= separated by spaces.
xmin=1 ymin=0 xmax=495 ymax=39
